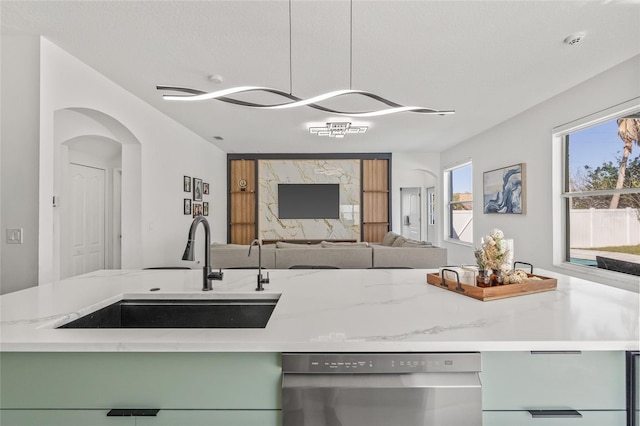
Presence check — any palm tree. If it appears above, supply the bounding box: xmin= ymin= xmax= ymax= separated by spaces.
xmin=610 ymin=116 xmax=640 ymax=209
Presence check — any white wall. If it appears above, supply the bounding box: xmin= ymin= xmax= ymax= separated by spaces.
xmin=0 ymin=36 xmax=40 ymax=294
xmin=0 ymin=37 xmax=227 ymax=291
xmin=392 ymin=152 xmax=440 ymax=244
xmin=37 ymin=39 xmax=227 ymax=282
xmin=440 ymin=54 xmax=640 ymax=287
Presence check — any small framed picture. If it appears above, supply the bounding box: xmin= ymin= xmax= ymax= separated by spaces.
xmin=193 ymin=178 xmax=203 ymax=201
xmin=183 ymin=176 xmax=191 ymax=192
xmin=192 ymin=203 xmax=203 ymax=217
xmin=203 ymin=202 xmax=209 ymax=216
xmin=203 ymin=182 xmax=209 ymax=195
xmin=183 ymin=198 xmax=191 ymax=215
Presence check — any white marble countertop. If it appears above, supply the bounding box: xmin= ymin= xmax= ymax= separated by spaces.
xmin=1 ymin=268 xmax=638 ymax=352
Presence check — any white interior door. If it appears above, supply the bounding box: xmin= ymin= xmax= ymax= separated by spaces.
xmin=113 ymin=169 xmax=122 ymax=269
xmin=65 ymin=163 xmax=106 ymax=277
xmin=400 ymin=187 xmax=421 ymax=240
xmin=426 ymin=187 xmax=436 ymax=243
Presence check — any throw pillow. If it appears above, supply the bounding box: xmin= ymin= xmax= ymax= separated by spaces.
xmin=381 ymin=231 xmax=401 ymax=246
xmin=391 ymin=236 xmax=407 ymax=247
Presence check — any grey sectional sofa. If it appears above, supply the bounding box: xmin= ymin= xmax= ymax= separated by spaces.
xmin=210 ymin=233 xmax=447 ymax=269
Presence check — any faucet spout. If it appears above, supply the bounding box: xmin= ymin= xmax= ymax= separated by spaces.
xmin=182 ymin=216 xmax=222 ymax=291
xmin=249 ymin=239 xmax=269 ymax=291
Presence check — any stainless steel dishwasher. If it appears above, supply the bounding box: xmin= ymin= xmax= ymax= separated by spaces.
xmin=282 ymin=353 xmax=482 ymax=426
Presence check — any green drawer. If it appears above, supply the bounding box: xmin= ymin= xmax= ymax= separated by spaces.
xmin=0 ymin=352 xmax=281 ymax=410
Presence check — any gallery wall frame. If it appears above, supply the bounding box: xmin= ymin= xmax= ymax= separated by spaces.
xmin=193 ymin=203 xmax=203 ymax=217
xmin=183 ymin=198 xmax=191 ymax=215
xmin=193 ymin=178 xmax=203 ymax=202
xmin=483 ymin=163 xmax=525 ymax=214
xmin=183 ymin=176 xmax=191 ymax=192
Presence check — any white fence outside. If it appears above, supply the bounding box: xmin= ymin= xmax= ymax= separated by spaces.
xmin=570 ymin=208 xmax=640 ymax=248
xmin=451 ymin=210 xmax=473 ymax=243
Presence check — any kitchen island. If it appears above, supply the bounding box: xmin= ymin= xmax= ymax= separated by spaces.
xmin=1 ymin=268 xmax=638 ymax=425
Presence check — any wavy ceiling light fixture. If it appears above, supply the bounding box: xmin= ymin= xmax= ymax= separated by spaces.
xmin=157 ymin=1 xmax=454 ymax=117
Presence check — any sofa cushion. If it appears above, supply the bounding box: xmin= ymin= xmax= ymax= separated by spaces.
xmin=371 ymin=245 xmax=447 ymax=268
xmin=275 ymin=247 xmax=373 ymax=269
xmin=321 ymin=241 xmax=369 ymax=248
xmin=210 ymin=244 xmax=276 ymax=269
xmin=381 ymin=231 xmax=401 ymax=246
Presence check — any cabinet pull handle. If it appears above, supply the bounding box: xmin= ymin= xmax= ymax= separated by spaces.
xmin=530 ymin=351 xmax=582 ymax=355
xmin=107 ymin=409 xmax=160 ymax=417
xmin=528 ymin=409 xmax=582 ymax=418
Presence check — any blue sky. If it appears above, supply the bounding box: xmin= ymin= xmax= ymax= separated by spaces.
xmin=569 ymin=118 xmax=639 ymax=177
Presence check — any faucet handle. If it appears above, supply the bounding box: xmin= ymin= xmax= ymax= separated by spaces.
xmin=208 ymin=268 xmax=224 ymax=281
xmin=260 ymin=271 xmax=270 ymax=284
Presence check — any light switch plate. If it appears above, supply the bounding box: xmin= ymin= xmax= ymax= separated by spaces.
xmin=6 ymin=228 xmax=23 ymax=244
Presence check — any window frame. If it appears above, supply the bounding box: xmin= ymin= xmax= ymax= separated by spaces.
xmin=444 ymin=161 xmax=473 ymax=245
xmin=552 ymin=99 xmax=640 ymax=291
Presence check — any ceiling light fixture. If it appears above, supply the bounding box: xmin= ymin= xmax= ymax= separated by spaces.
xmin=157 ymin=1 xmax=453 ymax=117
xmin=310 ymin=122 xmax=368 ymax=138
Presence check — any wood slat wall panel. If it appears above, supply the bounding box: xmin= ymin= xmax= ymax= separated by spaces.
xmin=230 ymin=159 xmax=256 ymax=192
xmin=362 ymin=159 xmax=389 ymax=191
xmin=363 ymin=192 xmax=389 ymax=223
xmin=362 ymin=159 xmax=389 ymax=242
xmin=230 ymin=193 xmax=255 ymax=223
xmin=363 ymin=224 xmax=389 ymax=243
xmin=230 ymin=224 xmax=255 ymax=245
xmin=229 ymin=160 xmax=256 ymax=244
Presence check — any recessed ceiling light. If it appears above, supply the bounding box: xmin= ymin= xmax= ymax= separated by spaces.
xmin=564 ymin=32 xmax=586 ymax=46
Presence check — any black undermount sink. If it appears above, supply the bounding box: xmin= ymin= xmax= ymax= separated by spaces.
xmin=57 ymin=298 xmax=278 ymax=329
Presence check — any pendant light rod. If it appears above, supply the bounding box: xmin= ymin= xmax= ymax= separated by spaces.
xmin=288 ymin=0 xmax=293 ymax=95
xmin=350 ymin=0 xmax=353 ymax=90
xmin=157 ymin=1 xmax=455 ymax=117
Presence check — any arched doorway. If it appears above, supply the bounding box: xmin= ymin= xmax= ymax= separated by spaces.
xmin=42 ymin=108 xmax=142 ymax=281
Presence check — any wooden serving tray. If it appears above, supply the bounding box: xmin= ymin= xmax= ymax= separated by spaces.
xmin=426 ymin=272 xmax=557 ymax=301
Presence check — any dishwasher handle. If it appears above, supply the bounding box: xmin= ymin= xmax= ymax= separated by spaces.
xmin=283 ymin=372 xmax=481 ymax=390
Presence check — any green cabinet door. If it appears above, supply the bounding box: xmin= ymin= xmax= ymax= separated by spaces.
xmin=0 ymin=410 xmax=133 ymax=426
xmin=136 ymin=410 xmax=280 ymax=426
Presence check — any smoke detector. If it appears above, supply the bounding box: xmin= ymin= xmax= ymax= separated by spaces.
xmin=564 ymin=32 xmax=586 ymax=46
xmin=208 ymin=74 xmax=224 ymax=84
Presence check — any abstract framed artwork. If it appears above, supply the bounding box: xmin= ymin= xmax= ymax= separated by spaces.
xmin=483 ymin=163 xmax=525 ymax=214
xmin=183 ymin=176 xmax=191 ymax=192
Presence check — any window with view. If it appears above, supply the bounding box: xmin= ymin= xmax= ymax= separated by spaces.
xmin=445 ymin=162 xmax=473 ymax=243
xmin=564 ymin=111 xmax=640 ymax=278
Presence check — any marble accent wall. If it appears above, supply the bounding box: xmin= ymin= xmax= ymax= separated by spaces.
xmin=258 ymin=159 xmax=360 ymax=241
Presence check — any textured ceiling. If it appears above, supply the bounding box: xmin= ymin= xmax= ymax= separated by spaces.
xmin=2 ymin=0 xmax=639 ymax=153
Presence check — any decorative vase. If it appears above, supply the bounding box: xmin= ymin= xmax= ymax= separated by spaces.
xmin=477 ymin=269 xmax=492 ymax=287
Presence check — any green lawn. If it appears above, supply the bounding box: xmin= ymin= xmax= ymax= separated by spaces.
xmin=581 ymin=244 xmax=640 ymax=255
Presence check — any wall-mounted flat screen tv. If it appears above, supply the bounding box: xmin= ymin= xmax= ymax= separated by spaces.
xmin=278 ymin=184 xmax=340 ymax=219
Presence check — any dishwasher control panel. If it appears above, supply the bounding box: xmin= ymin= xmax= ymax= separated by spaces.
xmin=282 ymin=352 xmax=481 ymax=373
